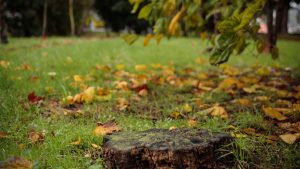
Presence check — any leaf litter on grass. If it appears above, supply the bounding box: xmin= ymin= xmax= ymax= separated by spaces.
xmin=5 ymin=60 xmax=300 ymax=168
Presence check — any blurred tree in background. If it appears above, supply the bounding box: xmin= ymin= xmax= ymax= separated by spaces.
xmin=95 ymin=0 xmax=149 ymax=33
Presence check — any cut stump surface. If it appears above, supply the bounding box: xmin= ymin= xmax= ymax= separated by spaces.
xmin=103 ymin=128 xmax=233 ymax=169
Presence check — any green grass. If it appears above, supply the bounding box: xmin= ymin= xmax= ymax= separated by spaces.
xmin=1 ymin=37 xmax=300 ymax=168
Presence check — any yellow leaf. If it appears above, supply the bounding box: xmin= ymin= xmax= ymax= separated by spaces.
xmin=187 ymin=119 xmax=197 ymax=127
xmin=82 ymin=87 xmax=95 ymax=104
xmin=116 ymin=98 xmax=129 ymax=111
xmin=208 ymin=104 xmax=228 ymax=119
xmin=218 ymin=77 xmax=243 ymax=90
xmin=93 ymin=122 xmax=120 ymax=136
xmin=73 ymin=75 xmax=83 ymax=83
xmin=243 ymin=86 xmax=257 ymax=94
xmin=279 ymin=133 xmax=300 ymax=144
xmin=236 ymin=98 xmax=251 ymax=106
xmin=168 ymin=6 xmax=186 ymax=35
xmin=71 ymin=138 xmax=81 ymax=145
xmin=170 ymin=111 xmax=182 ymax=119
xmin=155 ymin=34 xmax=163 ymax=45
xmin=116 ymin=64 xmax=125 ymax=70
xmin=0 ymin=60 xmax=10 ymax=68
xmin=143 ymin=34 xmax=153 ymax=46
xmin=169 ymin=126 xmax=177 ymax=130
xmin=183 ymin=103 xmax=192 ymax=113
xmin=74 ymin=93 xmax=84 ymax=103
xmin=262 ymin=107 xmax=287 ymax=121
xmin=230 ymin=132 xmax=247 ymax=138
xmin=135 ymin=64 xmax=147 ymax=71
xmin=91 ymin=143 xmax=101 ymax=149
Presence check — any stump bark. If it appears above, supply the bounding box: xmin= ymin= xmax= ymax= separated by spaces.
xmin=103 ymin=128 xmax=233 ymax=169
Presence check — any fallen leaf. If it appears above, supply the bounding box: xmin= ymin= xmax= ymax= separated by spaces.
xmin=241 ymin=128 xmax=256 ymax=135
xmin=207 ymin=104 xmax=228 ymax=119
xmin=28 ymin=130 xmax=45 ymax=144
xmin=71 ymin=138 xmax=81 ymax=145
xmin=0 ymin=157 xmax=32 ymax=169
xmin=93 ymin=121 xmax=120 ymax=136
xmin=82 ymin=87 xmax=96 ymax=104
xmin=183 ymin=103 xmax=192 ymax=113
xmin=116 ymin=64 xmax=125 ymax=70
xmin=0 ymin=60 xmax=10 ymax=68
xmin=218 ymin=77 xmax=243 ymax=90
xmin=135 ymin=64 xmax=147 ymax=71
xmin=91 ymin=143 xmax=101 ymax=149
xmin=187 ymin=119 xmax=197 ymax=127
xmin=170 ymin=111 xmax=183 ymax=119
xmin=27 ymin=92 xmax=44 ymax=104
xmin=236 ymin=98 xmax=251 ymax=106
xmin=73 ymin=75 xmax=83 ymax=83
xmin=169 ymin=126 xmax=177 ymax=130
xmin=0 ymin=131 xmax=9 ymax=138
xmin=262 ymin=107 xmax=287 ymax=121
xmin=116 ymin=98 xmax=129 ymax=111
xmin=279 ymin=133 xmax=300 ymax=144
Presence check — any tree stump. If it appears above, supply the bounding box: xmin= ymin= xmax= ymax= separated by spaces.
xmin=102 ymin=128 xmax=233 ymax=169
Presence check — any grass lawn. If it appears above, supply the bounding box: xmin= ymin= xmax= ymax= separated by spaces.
xmin=0 ymin=37 xmax=300 ymax=168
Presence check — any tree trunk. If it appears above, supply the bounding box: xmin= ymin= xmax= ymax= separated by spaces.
xmin=281 ymin=0 xmax=290 ymax=34
xmin=267 ymin=0 xmax=276 ymax=50
xmin=103 ymin=128 xmax=234 ymax=169
xmin=0 ymin=0 xmax=8 ymax=44
xmin=42 ymin=0 xmax=48 ymax=37
xmin=69 ymin=0 xmax=75 ymax=36
xmin=275 ymin=0 xmax=284 ymax=34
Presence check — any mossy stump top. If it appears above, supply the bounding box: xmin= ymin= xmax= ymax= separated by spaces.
xmin=102 ymin=128 xmax=233 ymax=169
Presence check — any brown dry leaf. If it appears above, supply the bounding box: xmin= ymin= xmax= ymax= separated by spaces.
xmin=241 ymin=128 xmax=256 ymax=135
xmin=116 ymin=98 xmax=129 ymax=111
xmin=208 ymin=104 xmax=228 ymax=119
xmin=278 ymin=122 xmax=300 ymax=132
xmin=243 ymin=86 xmax=257 ymax=94
xmin=93 ymin=121 xmax=120 ymax=136
xmin=187 ymin=119 xmax=197 ymax=127
xmin=236 ymin=98 xmax=251 ymax=107
xmin=262 ymin=107 xmax=287 ymax=121
xmin=0 ymin=157 xmax=32 ymax=169
xmin=254 ymin=96 xmax=269 ymax=102
xmin=28 ymin=130 xmax=45 ymax=144
xmin=279 ymin=133 xmax=300 ymax=144
xmin=0 ymin=131 xmax=9 ymax=138
xmin=218 ymin=77 xmax=243 ymax=90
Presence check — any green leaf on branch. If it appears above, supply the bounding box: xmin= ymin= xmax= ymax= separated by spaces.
xmin=138 ymin=4 xmax=153 ymax=19
xmin=122 ymin=34 xmax=139 ymax=45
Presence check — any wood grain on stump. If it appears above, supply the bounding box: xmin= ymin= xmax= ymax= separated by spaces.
xmin=103 ymin=128 xmax=233 ymax=169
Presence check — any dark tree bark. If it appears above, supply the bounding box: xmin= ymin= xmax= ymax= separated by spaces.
xmin=103 ymin=128 xmax=233 ymax=169
xmin=267 ymin=0 xmax=276 ymax=50
xmin=0 ymin=0 xmax=8 ymax=44
xmin=276 ymin=0 xmax=290 ymax=34
xmin=281 ymin=0 xmax=290 ymax=34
